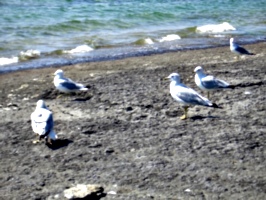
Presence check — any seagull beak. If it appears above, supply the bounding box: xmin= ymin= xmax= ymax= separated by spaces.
xmin=163 ymin=76 xmax=170 ymax=81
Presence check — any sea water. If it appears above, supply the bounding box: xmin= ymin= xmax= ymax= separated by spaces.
xmin=0 ymin=0 xmax=265 ymax=72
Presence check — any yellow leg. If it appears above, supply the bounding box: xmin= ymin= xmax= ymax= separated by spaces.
xmin=180 ymin=106 xmax=188 ymax=120
xmin=234 ymin=55 xmax=240 ymax=61
xmin=56 ymin=94 xmax=63 ymax=99
xmin=32 ymin=134 xmax=41 ymax=144
xmin=207 ymin=91 xmax=210 ymax=99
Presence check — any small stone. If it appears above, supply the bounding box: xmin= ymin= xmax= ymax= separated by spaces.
xmin=185 ymin=188 xmax=192 ymax=193
xmin=17 ymin=84 xmax=29 ymax=90
xmin=7 ymin=103 xmax=18 ymax=107
xmin=126 ymin=106 xmax=133 ymax=112
xmin=107 ymin=191 xmax=116 ymax=195
xmin=64 ymin=184 xmax=104 ymax=199
xmin=7 ymin=94 xmax=15 ymax=98
xmin=105 ymin=148 xmax=115 ymax=154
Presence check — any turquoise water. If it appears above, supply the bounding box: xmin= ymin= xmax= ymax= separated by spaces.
xmin=0 ymin=0 xmax=266 ymax=72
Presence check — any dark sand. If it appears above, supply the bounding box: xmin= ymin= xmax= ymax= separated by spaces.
xmin=0 ymin=43 xmax=265 ymax=200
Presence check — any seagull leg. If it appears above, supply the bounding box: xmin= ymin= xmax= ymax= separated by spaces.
xmin=46 ymin=137 xmax=53 ymax=145
xmin=207 ymin=91 xmax=210 ymax=99
xmin=180 ymin=106 xmax=188 ymax=120
xmin=32 ymin=134 xmax=41 ymax=144
xmin=56 ymin=94 xmax=63 ymax=99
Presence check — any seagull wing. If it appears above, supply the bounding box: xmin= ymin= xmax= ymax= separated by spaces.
xmin=60 ymin=77 xmax=84 ymax=90
xmin=171 ymin=84 xmax=212 ymax=106
xmin=235 ymin=45 xmax=251 ymax=55
xmin=201 ymin=75 xmax=229 ymax=89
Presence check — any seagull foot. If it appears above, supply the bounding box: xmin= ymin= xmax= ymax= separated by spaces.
xmin=180 ymin=115 xmax=187 ymax=120
xmin=56 ymin=94 xmax=62 ymax=99
xmin=32 ymin=140 xmax=41 ymax=144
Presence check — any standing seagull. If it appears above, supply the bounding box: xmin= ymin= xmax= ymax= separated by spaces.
xmin=194 ymin=66 xmax=233 ymax=98
xmin=230 ymin=38 xmax=254 ymax=59
xmin=31 ymin=100 xmax=57 ymax=144
xmin=167 ymin=73 xmax=221 ymax=120
xmin=54 ymin=69 xmax=88 ymax=93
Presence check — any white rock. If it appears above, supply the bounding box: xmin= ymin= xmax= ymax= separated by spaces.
xmin=184 ymin=188 xmax=192 ymax=192
xmin=107 ymin=191 xmax=117 ymax=195
xmin=64 ymin=184 xmax=104 ymax=199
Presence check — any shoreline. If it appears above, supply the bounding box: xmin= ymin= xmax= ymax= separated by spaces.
xmin=1 ymin=38 xmax=265 ymax=74
xmin=0 ymin=42 xmax=265 ymax=199
xmin=0 ymin=41 xmax=263 ymax=78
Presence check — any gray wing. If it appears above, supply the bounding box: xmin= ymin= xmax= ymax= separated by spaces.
xmin=235 ymin=45 xmax=251 ymax=55
xmin=174 ymin=85 xmax=211 ymax=106
xmin=61 ymin=81 xmax=82 ymax=90
xmin=201 ymin=76 xmax=229 ymax=89
xmin=178 ymin=91 xmax=211 ymax=106
xmin=61 ymin=77 xmax=83 ymax=90
xmin=45 ymin=114 xmax=54 ymax=134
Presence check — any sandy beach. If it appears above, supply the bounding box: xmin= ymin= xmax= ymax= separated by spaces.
xmin=0 ymin=42 xmax=265 ymax=200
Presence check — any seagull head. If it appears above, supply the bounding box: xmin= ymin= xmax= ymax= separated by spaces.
xmin=36 ymin=100 xmax=47 ymax=109
xmin=230 ymin=38 xmax=234 ymax=44
xmin=54 ymin=69 xmax=64 ymax=77
xmin=167 ymin=73 xmax=181 ymax=83
xmin=194 ymin=66 xmax=204 ymax=73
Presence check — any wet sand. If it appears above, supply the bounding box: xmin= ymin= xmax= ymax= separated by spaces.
xmin=0 ymin=42 xmax=265 ymax=200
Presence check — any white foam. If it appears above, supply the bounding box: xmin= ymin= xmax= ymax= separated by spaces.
xmin=63 ymin=45 xmax=94 ymax=54
xmin=144 ymin=38 xmax=154 ymax=45
xmin=19 ymin=49 xmax=41 ymax=60
xmin=0 ymin=57 xmax=19 ymax=66
xmin=159 ymin=34 xmax=181 ymax=42
xmin=196 ymin=22 xmax=236 ymax=33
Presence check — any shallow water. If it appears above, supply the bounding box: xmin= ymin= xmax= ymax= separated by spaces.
xmin=0 ymin=0 xmax=265 ymax=72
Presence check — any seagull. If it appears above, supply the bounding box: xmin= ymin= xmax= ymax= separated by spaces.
xmin=167 ymin=73 xmax=221 ymax=120
xmin=54 ymin=69 xmax=88 ymax=93
xmin=230 ymin=38 xmax=254 ymax=59
xmin=194 ymin=66 xmax=234 ymax=98
xmin=31 ymin=100 xmax=57 ymax=144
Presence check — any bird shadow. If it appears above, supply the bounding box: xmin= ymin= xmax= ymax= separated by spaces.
xmin=190 ymin=115 xmax=220 ymax=120
xmin=65 ymin=185 xmax=106 ymax=200
xmin=46 ymin=139 xmax=73 ymax=150
xmin=233 ymin=81 xmax=265 ymax=88
xmin=72 ymin=93 xmax=93 ymax=102
xmin=73 ymin=192 xmax=106 ymax=200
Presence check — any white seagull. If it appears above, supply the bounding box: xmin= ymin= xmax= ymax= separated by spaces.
xmin=194 ymin=66 xmax=234 ymax=98
xmin=54 ymin=69 xmax=88 ymax=93
xmin=31 ymin=100 xmax=57 ymax=144
xmin=230 ymin=38 xmax=254 ymax=59
xmin=167 ymin=73 xmax=221 ymax=120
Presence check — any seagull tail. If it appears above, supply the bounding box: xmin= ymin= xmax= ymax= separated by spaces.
xmin=248 ymin=52 xmax=255 ymax=55
xmin=211 ymin=103 xmax=223 ymax=109
xmin=227 ymin=85 xmax=236 ymax=89
xmin=48 ymin=130 xmax=58 ymax=140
